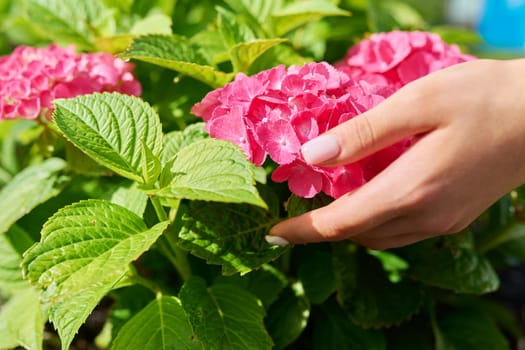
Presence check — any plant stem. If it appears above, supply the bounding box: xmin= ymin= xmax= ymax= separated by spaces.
xmin=150 ymin=196 xmax=192 ymax=281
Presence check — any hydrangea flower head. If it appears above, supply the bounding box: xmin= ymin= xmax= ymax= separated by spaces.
xmin=0 ymin=44 xmax=141 ymax=120
xmin=336 ymin=31 xmax=475 ymax=89
xmin=192 ymin=61 xmax=401 ymax=199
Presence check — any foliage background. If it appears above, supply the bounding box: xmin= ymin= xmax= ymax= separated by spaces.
xmin=1 ymin=1 xmax=525 ymax=350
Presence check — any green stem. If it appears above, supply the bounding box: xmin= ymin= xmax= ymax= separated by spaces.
xmin=130 ymin=269 xmax=163 ymax=295
xmin=150 ymin=196 xmax=192 ymax=281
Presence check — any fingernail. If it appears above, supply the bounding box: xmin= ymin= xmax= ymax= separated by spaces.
xmin=265 ymin=235 xmax=290 ymax=246
xmin=301 ymin=134 xmax=340 ymax=164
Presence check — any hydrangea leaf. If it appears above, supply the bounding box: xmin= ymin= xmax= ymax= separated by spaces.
xmin=0 ymin=287 xmax=45 ymax=350
xmin=155 ymin=139 xmax=266 ymax=208
xmin=286 ymin=193 xmax=333 ymax=217
xmin=111 ymin=296 xmax=203 ymax=350
xmin=332 ymin=242 xmax=426 ymax=328
xmin=216 ymin=6 xmax=256 ymax=47
xmin=107 ymin=182 xmax=149 ymax=217
xmin=26 ymin=0 xmax=112 ymax=50
xmin=22 ymin=199 xmax=169 ymax=350
xmin=0 ymin=228 xmax=31 ymax=294
xmin=0 ymin=157 xmax=69 ymax=236
xmin=53 ymin=93 xmax=163 ymax=184
xmin=230 ymin=38 xmax=287 ymax=73
xmin=265 ymin=283 xmax=310 ymax=349
xmin=175 ymin=201 xmax=286 ymax=275
xmin=161 ymin=123 xmax=208 ymax=165
xmin=271 ymin=1 xmax=350 ymax=36
xmin=297 ymin=246 xmax=336 ymax=304
xmin=313 ymin=300 xmax=387 ymax=350
xmin=434 ymin=309 xmax=510 ymax=350
xmin=179 ymin=277 xmax=273 ymax=350
xmin=397 ymin=235 xmax=499 ymax=294
xmin=214 ymin=263 xmax=288 ymax=309
xmin=122 ymin=34 xmax=234 ymax=88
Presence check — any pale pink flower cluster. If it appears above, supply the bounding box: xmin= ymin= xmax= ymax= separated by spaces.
xmin=192 ymin=62 xmax=404 ymax=198
xmin=336 ymin=30 xmax=475 ymax=89
xmin=0 ymin=44 xmax=141 ymax=120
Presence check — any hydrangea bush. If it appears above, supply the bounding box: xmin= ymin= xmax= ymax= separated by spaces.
xmin=0 ymin=1 xmax=524 ymax=350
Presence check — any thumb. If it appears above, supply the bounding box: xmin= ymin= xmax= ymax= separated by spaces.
xmin=301 ymin=81 xmax=438 ymax=166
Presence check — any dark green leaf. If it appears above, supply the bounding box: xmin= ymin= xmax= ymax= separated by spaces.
xmin=53 ymin=93 xmax=163 ymax=184
xmin=313 ymin=300 xmax=386 ymax=350
xmin=333 ymin=242 xmax=426 ymax=328
xmin=265 ymin=283 xmax=310 ymax=349
xmin=298 ymin=247 xmax=336 ymax=304
xmin=175 ymin=201 xmax=286 ymax=275
xmin=286 ymin=193 xmax=333 ymax=217
xmin=111 ymin=296 xmax=202 ymax=350
xmin=398 ymin=235 xmax=499 ymax=294
xmin=179 ymin=277 xmax=273 ymax=350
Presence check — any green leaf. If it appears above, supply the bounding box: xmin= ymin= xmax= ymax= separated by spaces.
xmin=123 ymin=34 xmax=233 ymax=88
xmin=272 ymin=1 xmax=351 ymax=36
xmin=367 ymin=250 xmax=409 ymax=283
xmin=398 ymin=236 xmax=500 ymax=294
xmin=216 ymin=6 xmax=256 ymax=47
xmin=130 ymin=12 xmax=173 ymax=35
xmin=297 ymin=247 xmax=336 ymax=304
xmin=179 ymin=277 xmax=273 ymax=350
xmin=140 ymin=141 xmax=162 ymax=185
xmin=53 ymin=92 xmax=163 ymax=184
xmin=435 ymin=309 xmax=510 ymax=350
xmin=333 ymin=242 xmax=426 ymax=328
xmin=111 ymin=295 xmax=202 ymax=350
xmin=313 ymin=300 xmax=387 ymax=350
xmin=230 ymin=38 xmax=287 ymax=73
xmin=175 ymin=201 xmax=286 ymax=275
xmin=155 ymin=139 xmax=266 ymax=208
xmin=161 ymin=123 xmax=208 ymax=165
xmin=108 ymin=182 xmax=149 ymax=217
xmin=222 ymin=0 xmax=279 ymax=37
xmin=265 ymin=282 xmax=310 ymax=349
xmin=0 ymin=228 xmax=31 ymax=294
xmin=22 ymin=199 xmax=168 ymax=350
xmin=26 ymin=0 xmax=113 ymax=50
xmin=0 ymin=288 xmax=45 ymax=350
xmin=214 ymin=263 xmax=288 ymax=309
xmin=0 ymin=157 xmax=69 ymax=236
xmin=286 ymin=193 xmax=333 ymax=217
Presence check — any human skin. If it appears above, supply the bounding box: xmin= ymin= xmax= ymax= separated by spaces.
xmin=267 ymin=58 xmax=525 ymax=250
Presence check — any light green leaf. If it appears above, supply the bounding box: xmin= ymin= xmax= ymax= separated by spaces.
xmin=333 ymin=242 xmax=426 ymax=328
xmin=0 ymin=228 xmax=31 ymax=294
xmin=0 ymin=288 xmax=45 ymax=350
xmin=122 ymin=34 xmax=233 ymax=88
xmin=398 ymin=235 xmax=499 ymax=294
xmin=272 ymin=1 xmax=351 ymax=36
xmin=53 ymin=92 xmax=163 ymax=184
xmin=179 ymin=277 xmax=273 ymax=350
xmin=313 ymin=300 xmax=386 ymax=350
xmin=111 ymin=296 xmax=202 ymax=350
xmin=230 ymin=38 xmax=287 ymax=73
xmin=108 ymin=285 xmax=155 ymax=339
xmin=140 ymin=141 xmax=162 ymax=185
xmin=155 ymin=139 xmax=266 ymax=208
xmin=216 ymin=6 xmax=256 ymax=47
xmin=176 ymin=201 xmax=286 ymax=275
xmin=222 ymin=0 xmax=281 ymax=37
xmin=108 ymin=182 xmax=149 ymax=217
xmin=0 ymin=157 xmax=68 ymax=236
xmin=22 ymin=199 xmax=168 ymax=350
xmin=161 ymin=123 xmax=208 ymax=165
xmin=265 ymin=282 xmax=310 ymax=349
xmin=26 ymin=0 xmax=113 ymax=50
xmin=130 ymin=12 xmax=173 ymax=35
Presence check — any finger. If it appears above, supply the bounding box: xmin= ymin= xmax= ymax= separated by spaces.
xmin=352 ymin=231 xmax=438 ymax=250
xmin=268 ymin=177 xmax=400 ymax=244
xmin=301 ymin=79 xmax=439 ymax=166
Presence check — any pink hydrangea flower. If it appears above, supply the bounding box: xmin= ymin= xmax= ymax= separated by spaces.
xmin=192 ymin=61 xmax=402 ymax=199
xmin=0 ymin=44 xmax=141 ymax=120
xmin=336 ymin=31 xmax=475 ymax=89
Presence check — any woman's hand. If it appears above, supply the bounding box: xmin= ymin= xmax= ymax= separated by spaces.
xmin=267 ymin=59 xmax=525 ymax=250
